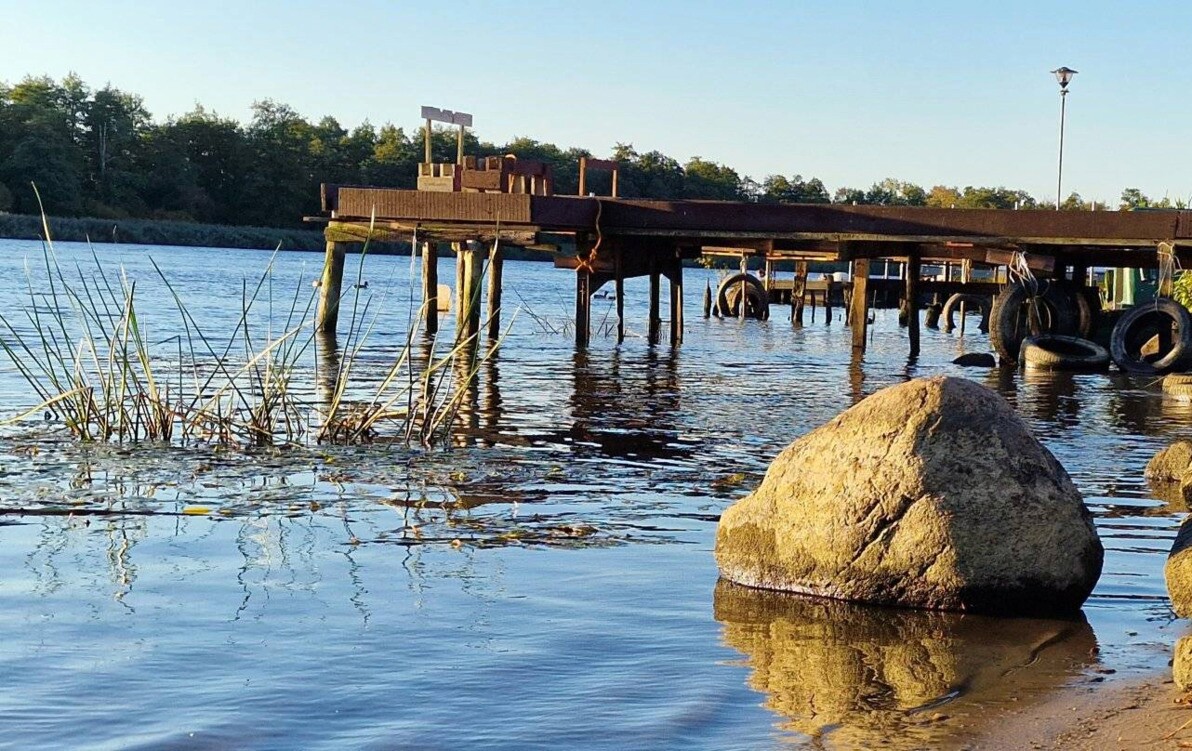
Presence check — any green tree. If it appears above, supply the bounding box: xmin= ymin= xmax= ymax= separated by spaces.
xmin=758 ymin=174 xmax=830 ymax=204
xmin=682 ymin=157 xmax=743 ymax=200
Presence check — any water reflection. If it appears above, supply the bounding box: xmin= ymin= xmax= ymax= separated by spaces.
xmin=1017 ymin=369 xmax=1082 ymax=427
xmin=714 ymin=580 xmax=1097 ymax=749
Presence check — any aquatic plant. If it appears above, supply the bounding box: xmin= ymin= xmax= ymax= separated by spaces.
xmin=0 ymin=193 xmax=509 ymax=450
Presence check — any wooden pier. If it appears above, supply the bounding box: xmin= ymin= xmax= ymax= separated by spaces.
xmin=311 ymin=173 xmax=1192 ymax=357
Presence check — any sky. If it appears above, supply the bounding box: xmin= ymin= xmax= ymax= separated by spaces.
xmin=2 ymin=0 xmax=1189 ymax=205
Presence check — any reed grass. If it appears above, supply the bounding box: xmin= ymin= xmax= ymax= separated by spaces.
xmin=0 ymin=192 xmax=508 ymax=450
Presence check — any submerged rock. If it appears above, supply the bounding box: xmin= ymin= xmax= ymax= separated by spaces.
xmin=714 ymin=376 xmax=1103 ymax=615
xmin=1167 ymin=517 xmax=1192 ymax=618
xmin=952 ymin=352 xmax=997 ymax=367
xmin=1146 ymin=441 xmax=1192 ymax=482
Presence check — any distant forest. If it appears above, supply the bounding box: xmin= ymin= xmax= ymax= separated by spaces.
xmin=0 ymin=74 xmax=1182 ymax=232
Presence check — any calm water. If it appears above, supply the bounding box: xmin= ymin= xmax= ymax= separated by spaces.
xmin=0 ymin=239 xmax=1186 ymax=750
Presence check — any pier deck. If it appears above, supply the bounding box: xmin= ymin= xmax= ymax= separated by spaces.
xmin=312 ymin=184 xmax=1192 ymax=354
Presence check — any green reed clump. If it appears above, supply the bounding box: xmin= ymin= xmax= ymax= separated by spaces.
xmin=0 ymin=196 xmax=509 ymax=450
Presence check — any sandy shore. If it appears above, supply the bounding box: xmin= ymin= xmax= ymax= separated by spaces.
xmin=975 ymin=676 xmax=1192 ymax=750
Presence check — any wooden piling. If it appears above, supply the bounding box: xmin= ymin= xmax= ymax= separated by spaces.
xmin=669 ymin=260 xmax=684 ymax=346
xmin=575 ymin=269 xmax=591 ymax=348
xmin=616 ymin=253 xmax=626 ymax=344
xmin=825 ymin=277 xmax=835 ymax=325
xmin=794 ymin=261 xmax=808 ymax=325
xmin=421 ymin=241 xmax=438 ymax=335
xmin=487 ymin=241 xmax=503 ymax=339
xmin=738 ymin=254 xmax=748 ymax=321
xmin=851 ymin=258 xmax=871 ymax=353
xmin=703 ymin=281 xmax=712 ymax=318
xmin=316 ymin=240 xmax=347 ymax=335
xmin=648 ymin=263 xmax=661 ymax=344
xmin=458 ymin=241 xmax=484 ymax=344
xmin=906 ymin=251 xmax=921 ymax=358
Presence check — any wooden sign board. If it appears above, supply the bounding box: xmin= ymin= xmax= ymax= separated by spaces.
xmin=420 ymin=106 xmax=473 ymax=127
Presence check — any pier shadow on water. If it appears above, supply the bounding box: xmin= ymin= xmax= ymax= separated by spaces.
xmin=713 ymin=580 xmax=1099 ymax=749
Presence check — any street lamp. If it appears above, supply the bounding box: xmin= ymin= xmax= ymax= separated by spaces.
xmin=1051 ymin=66 xmax=1077 ymax=210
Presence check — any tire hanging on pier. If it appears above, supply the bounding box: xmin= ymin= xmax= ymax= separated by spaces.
xmin=1063 ymin=283 xmax=1101 ymax=339
xmin=1020 ymin=335 xmax=1111 ymax=372
xmin=1109 ymin=298 xmax=1192 ymax=375
xmin=941 ymin=293 xmax=992 ymax=333
xmin=716 ymin=273 xmax=769 ymax=321
xmin=988 ymin=281 xmax=1079 ymax=363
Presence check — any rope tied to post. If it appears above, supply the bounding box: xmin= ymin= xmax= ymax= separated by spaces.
xmin=1007 ymin=251 xmax=1046 ymax=336
xmin=575 ymin=197 xmax=603 ymax=275
xmin=1157 ymin=242 xmax=1179 ymax=309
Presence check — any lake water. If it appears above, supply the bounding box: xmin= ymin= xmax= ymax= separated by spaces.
xmin=0 ymin=239 xmax=1185 ymax=750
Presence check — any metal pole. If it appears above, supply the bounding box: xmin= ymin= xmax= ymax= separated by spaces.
xmin=1056 ymin=89 xmax=1068 ymax=210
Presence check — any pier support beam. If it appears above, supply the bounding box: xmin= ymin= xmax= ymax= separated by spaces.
xmin=616 ymin=250 xmax=626 ymax=343
xmin=648 ymin=261 xmax=662 ymax=345
xmin=316 ymin=240 xmax=347 ymax=335
xmin=487 ymin=241 xmax=503 ymax=339
xmin=851 ymin=258 xmax=871 ymax=353
xmin=825 ymin=277 xmax=835 ymax=325
xmin=421 ymin=241 xmax=438 ymax=336
xmin=906 ymin=251 xmax=921 ymax=358
xmin=458 ymin=241 xmax=484 ymax=345
xmin=794 ymin=261 xmax=808 ymax=325
xmin=669 ymin=259 xmax=684 ymax=346
xmin=576 ymin=270 xmax=591 ymax=348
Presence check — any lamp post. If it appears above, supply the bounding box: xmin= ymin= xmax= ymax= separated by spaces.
xmin=1051 ymin=66 xmax=1077 ymax=210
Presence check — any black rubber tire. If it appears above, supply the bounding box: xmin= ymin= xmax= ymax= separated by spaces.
xmin=1057 ymin=283 xmax=1100 ymax=338
xmin=989 ymin=282 xmax=1080 ymax=363
xmin=716 ymin=273 xmax=769 ymax=320
xmin=1020 ymin=334 xmax=1111 ymax=372
xmin=941 ymin=293 xmax=992 ymax=333
xmin=1109 ymin=298 xmax=1192 ymax=375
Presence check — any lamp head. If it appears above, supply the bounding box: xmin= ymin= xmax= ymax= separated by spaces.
xmin=1051 ymin=67 xmax=1078 ymax=90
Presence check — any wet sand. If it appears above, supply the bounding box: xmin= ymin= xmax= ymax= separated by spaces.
xmin=979 ymin=675 xmax=1192 ymax=750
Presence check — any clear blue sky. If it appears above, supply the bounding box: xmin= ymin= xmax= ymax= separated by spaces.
xmin=2 ymin=0 xmax=1188 ymax=205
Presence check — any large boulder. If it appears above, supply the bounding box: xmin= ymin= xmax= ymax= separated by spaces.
xmin=1175 ymin=637 xmax=1192 ymax=691
xmin=715 ymin=376 xmax=1103 ymax=615
xmin=1167 ymin=516 xmax=1192 ymax=617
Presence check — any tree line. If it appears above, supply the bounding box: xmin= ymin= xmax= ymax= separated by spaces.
xmin=0 ymin=74 xmax=1181 ymax=231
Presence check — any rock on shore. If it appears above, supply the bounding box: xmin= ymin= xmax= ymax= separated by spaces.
xmin=714 ymin=376 xmax=1103 ymax=614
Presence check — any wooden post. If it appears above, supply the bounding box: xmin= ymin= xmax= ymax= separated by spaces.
xmin=794 ymin=261 xmax=808 ymax=325
xmin=458 ymin=241 xmax=484 ymax=344
xmin=578 ymin=156 xmax=587 ymax=196
xmin=669 ymin=259 xmax=684 ymax=346
xmin=454 ymin=242 xmax=464 ymax=319
xmin=825 ymin=277 xmax=835 ymax=325
xmin=576 ymin=270 xmax=591 ymax=347
xmin=486 ymin=241 xmax=503 ymax=339
xmin=851 ymin=257 xmax=871 ymax=353
xmin=424 ymin=119 xmax=433 ymax=165
xmin=702 ymin=280 xmax=712 ymax=319
xmin=648 ymin=261 xmax=662 ymax=344
xmin=738 ymin=253 xmax=748 ymax=321
xmin=316 ymin=240 xmax=347 ymax=335
xmin=422 ymin=241 xmax=439 ymax=336
xmin=763 ymin=258 xmax=774 ymax=293
xmin=615 ymin=249 xmax=626 ymax=344
xmin=906 ymin=251 xmax=921 ymax=358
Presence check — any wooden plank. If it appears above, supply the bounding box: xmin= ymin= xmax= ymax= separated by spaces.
xmin=460 ymin=170 xmax=504 ymax=191
xmin=335 ymin=189 xmax=533 ymax=224
xmin=984 ymin=248 xmax=1055 ymax=273
xmin=906 ymin=252 xmax=921 ymax=358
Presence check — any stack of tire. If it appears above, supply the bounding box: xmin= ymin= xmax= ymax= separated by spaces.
xmin=990 ymin=281 xmax=1192 ymax=375
xmin=989 ymin=281 xmax=1110 ymax=372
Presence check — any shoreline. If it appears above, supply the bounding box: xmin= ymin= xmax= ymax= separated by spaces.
xmin=974 ymin=673 xmax=1192 ymax=750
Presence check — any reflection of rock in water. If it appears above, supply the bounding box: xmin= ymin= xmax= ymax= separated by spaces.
xmin=713 ymin=581 xmax=1097 ymax=749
